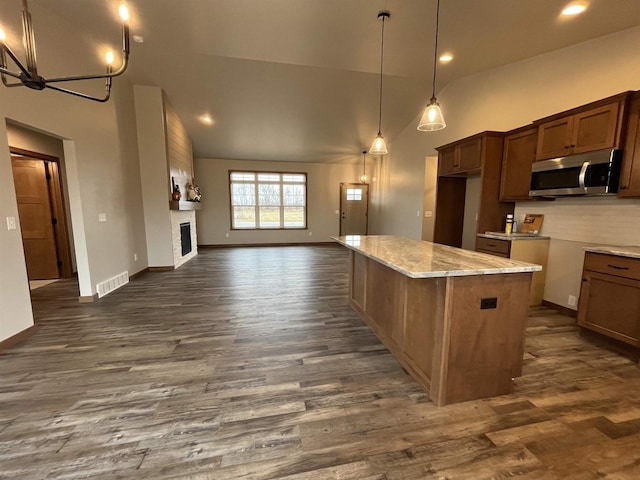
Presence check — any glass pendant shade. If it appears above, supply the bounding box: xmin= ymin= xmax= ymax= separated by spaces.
xmin=417 ymin=98 xmax=446 ymax=131
xmin=360 ymin=173 xmax=368 ymax=183
xmin=369 ymin=133 xmax=388 ymax=155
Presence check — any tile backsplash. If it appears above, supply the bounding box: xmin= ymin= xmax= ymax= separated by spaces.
xmin=514 ymin=197 xmax=640 ymax=246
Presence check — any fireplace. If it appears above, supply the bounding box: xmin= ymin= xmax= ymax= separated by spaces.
xmin=180 ymin=222 xmax=192 ymax=257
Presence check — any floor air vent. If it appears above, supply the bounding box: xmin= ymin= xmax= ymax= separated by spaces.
xmin=96 ymin=271 xmax=129 ymax=298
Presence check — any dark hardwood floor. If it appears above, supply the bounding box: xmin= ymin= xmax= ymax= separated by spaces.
xmin=1 ymin=245 xmax=639 ymax=479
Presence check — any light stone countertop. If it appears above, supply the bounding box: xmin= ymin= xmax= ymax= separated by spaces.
xmin=584 ymin=245 xmax=640 ymax=259
xmin=478 ymin=232 xmax=550 ymax=241
xmin=332 ymin=235 xmax=542 ymax=279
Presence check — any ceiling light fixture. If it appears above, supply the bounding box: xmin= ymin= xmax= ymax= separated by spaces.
xmin=199 ymin=114 xmax=214 ymax=125
xmin=417 ymin=0 xmax=446 ymax=131
xmin=360 ymin=150 xmax=368 ymax=183
xmin=369 ymin=11 xmax=390 ymax=156
xmin=439 ymin=53 xmax=453 ymax=64
xmin=0 ymin=0 xmax=131 ymax=102
xmin=561 ymin=2 xmax=589 ymax=16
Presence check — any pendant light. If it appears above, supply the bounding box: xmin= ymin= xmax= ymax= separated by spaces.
xmin=370 ymin=11 xmax=390 ymax=155
xmin=417 ymin=0 xmax=446 ymax=131
xmin=360 ymin=150 xmax=368 ymax=183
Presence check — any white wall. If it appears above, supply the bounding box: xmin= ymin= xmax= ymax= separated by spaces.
xmin=134 ymin=86 xmax=174 ymax=267
xmin=379 ymin=26 xmax=640 ymax=310
xmin=194 ymin=158 xmax=361 ymax=245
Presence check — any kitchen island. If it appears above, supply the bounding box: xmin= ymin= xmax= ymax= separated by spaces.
xmin=333 ymin=235 xmax=542 ymax=406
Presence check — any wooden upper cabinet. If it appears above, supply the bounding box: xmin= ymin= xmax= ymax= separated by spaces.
xmin=499 ymin=126 xmax=538 ymax=201
xmin=619 ymin=93 xmax=640 ymax=198
xmin=534 ymin=93 xmax=630 ymax=161
xmin=535 ymin=117 xmax=573 ymax=160
xmin=437 ymin=134 xmax=486 ymax=176
xmin=438 ymin=146 xmax=457 ymax=175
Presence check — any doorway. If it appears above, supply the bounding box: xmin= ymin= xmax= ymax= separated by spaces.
xmin=339 ymin=183 xmax=369 ymax=235
xmin=10 ymin=148 xmax=73 ymax=280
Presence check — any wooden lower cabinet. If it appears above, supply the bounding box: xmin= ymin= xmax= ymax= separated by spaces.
xmin=476 ymin=236 xmax=549 ymax=306
xmin=349 ymin=250 xmax=531 ymax=406
xmin=578 ymin=252 xmax=640 ymax=347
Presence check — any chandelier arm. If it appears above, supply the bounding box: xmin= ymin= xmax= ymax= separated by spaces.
xmin=45 ymin=78 xmax=112 ymax=103
xmin=1 ymin=72 xmax=26 ymax=87
xmin=1 ymin=45 xmax=31 ymax=77
xmin=0 ymin=66 xmax=23 ymax=80
xmin=22 ymin=0 xmax=38 ymax=75
xmin=45 ymin=25 xmax=129 ymax=84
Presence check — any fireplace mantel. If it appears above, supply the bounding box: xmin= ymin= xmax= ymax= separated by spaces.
xmin=169 ymin=200 xmax=201 ymax=211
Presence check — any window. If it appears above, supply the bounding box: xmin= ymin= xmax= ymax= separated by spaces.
xmin=346 ymin=188 xmax=363 ymax=201
xmin=230 ymin=171 xmax=307 ymax=229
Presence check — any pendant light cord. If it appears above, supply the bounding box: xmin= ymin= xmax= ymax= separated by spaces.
xmin=431 ymin=0 xmax=440 ymax=99
xmin=377 ymin=15 xmax=386 ymax=135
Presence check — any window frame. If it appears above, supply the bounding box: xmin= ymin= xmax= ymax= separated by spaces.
xmin=228 ymin=170 xmax=308 ymax=230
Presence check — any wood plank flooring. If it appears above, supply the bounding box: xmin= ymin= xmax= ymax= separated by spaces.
xmin=1 ymin=245 xmax=639 ymax=479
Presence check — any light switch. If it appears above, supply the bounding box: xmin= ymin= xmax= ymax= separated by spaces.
xmin=6 ymin=216 xmax=17 ymax=230
xmin=335 ymin=210 xmax=340 ymax=214
xmin=98 ymin=213 xmax=107 ymax=222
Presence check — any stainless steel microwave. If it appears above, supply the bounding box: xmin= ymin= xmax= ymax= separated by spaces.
xmin=529 ymin=149 xmax=622 ymax=197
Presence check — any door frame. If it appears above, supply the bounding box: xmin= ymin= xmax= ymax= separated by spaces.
xmin=10 ymin=147 xmax=74 ymax=279
xmin=339 ymin=182 xmax=369 ymax=236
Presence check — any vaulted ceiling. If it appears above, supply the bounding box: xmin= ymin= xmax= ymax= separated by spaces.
xmin=3 ymin=0 xmax=640 ymax=162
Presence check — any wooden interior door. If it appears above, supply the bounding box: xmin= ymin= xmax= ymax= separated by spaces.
xmin=11 ymin=157 xmax=60 ymax=280
xmin=340 ymin=183 xmax=369 ymax=235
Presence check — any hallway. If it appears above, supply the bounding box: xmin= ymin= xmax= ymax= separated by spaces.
xmin=1 ymin=245 xmax=639 ymax=479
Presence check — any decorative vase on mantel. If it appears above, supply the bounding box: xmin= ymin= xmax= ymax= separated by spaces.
xmin=172 ymin=185 xmax=181 ymax=201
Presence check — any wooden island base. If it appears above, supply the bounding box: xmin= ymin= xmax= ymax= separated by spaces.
xmin=348 ymin=250 xmax=532 ymax=406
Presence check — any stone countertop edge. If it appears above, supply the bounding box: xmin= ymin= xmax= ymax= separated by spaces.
xmin=332 ymin=235 xmax=542 ymax=279
xmin=584 ymin=245 xmax=640 ymax=259
xmin=478 ymin=232 xmax=551 ymax=241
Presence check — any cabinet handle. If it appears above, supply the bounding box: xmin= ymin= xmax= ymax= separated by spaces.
xmin=607 ymin=264 xmax=629 ymax=270
xmin=487 ymin=243 xmax=497 ymax=247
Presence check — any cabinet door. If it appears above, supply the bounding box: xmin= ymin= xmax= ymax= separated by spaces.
xmin=571 ymin=102 xmax=620 ymax=154
xmin=619 ymin=95 xmax=640 ymax=198
xmin=535 ymin=116 xmax=573 ymax=161
xmin=500 ymin=128 xmax=537 ymax=201
xmin=577 ymin=271 xmax=640 ymax=347
xmin=457 ymin=137 xmax=482 ymax=172
xmin=438 ymin=146 xmax=457 ymax=175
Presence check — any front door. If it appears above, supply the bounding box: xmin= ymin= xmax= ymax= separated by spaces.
xmin=340 ymin=183 xmax=369 ymax=235
xmin=11 ymin=157 xmax=60 ymax=280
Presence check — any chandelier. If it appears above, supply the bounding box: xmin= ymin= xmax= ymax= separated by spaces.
xmin=0 ymin=0 xmax=131 ymax=102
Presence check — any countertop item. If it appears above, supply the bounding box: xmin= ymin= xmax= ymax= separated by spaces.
xmin=332 ymin=235 xmax=541 ymax=278
xmin=584 ymin=245 xmax=640 ymax=259
xmin=479 ymin=232 xmax=551 ymax=241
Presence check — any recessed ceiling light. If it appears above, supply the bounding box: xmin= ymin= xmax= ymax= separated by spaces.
xmin=561 ymin=2 xmax=589 ymax=16
xmin=199 ymin=114 xmax=214 ymax=125
xmin=132 ymin=34 xmax=144 ymax=43
xmin=439 ymin=53 xmax=453 ymax=64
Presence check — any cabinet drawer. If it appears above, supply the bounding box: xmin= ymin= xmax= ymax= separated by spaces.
xmin=583 ymin=252 xmax=640 ymax=280
xmin=476 ymin=237 xmax=510 ymax=256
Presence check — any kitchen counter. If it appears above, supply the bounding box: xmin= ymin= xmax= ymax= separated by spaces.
xmin=584 ymin=245 xmax=640 ymax=259
xmin=332 ymin=235 xmax=541 ymax=278
xmin=333 ymin=234 xmax=537 ymax=406
xmin=478 ymin=232 xmax=551 ymax=241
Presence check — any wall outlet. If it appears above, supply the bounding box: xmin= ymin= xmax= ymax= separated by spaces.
xmin=308 ymin=231 xmax=313 ymax=236
xmin=6 ymin=216 xmax=17 ymax=230
xmin=225 ymin=232 xmax=230 ymax=238
xmin=98 ymin=213 xmax=107 ymax=222
xmin=568 ymin=295 xmax=577 ymax=307
xmin=133 ymin=253 xmax=138 ymax=262
xmin=335 ymin=210 xmax=339 ymax=215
